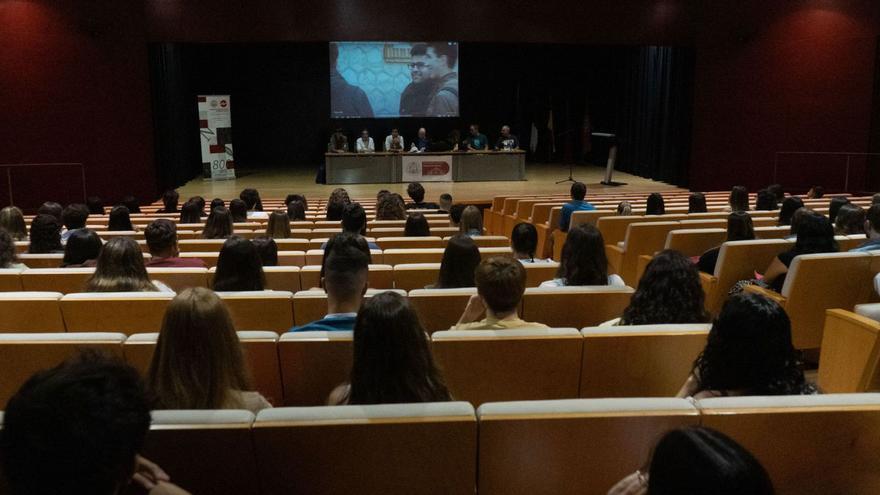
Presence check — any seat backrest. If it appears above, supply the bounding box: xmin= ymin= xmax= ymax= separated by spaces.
xmin=291 ymin=289 xmax=405 ymax=327
xmin=468 ymin=235 xmax=510 ymax=248
xmin=521 ymin=286 xmax=634 ymax=329
xmin=0 ymin=268 xmax=24 ymax=291
xmin=432 ymin=328 xmax=583 ymax=405
xmin=261 ymin=266 xmax=302 ymax=292
xmin=665 ymin=228 xmax=727 ymax=257
xmin=754 ymin=225 xmax=792 ymax=239
xmin=375 ymin=237 xmax=444 ymax=250
xmin=621 ymin=221 xmax=680 ymax=254
xmin=818 ymin=309 xmax=880 ymax=393
xmin=144 ymin=410 xmax=258 ymax=495
xmin=18 ymin=253 xmax=65 ymax=269
xmin=0 ymin=292 xmax=65 ymax=332
xmin=697 ymin=394 xmax=880 ymax=494
xmin=20 ymin=268 xmax=93 ymax=293
xmin=393 ymin=263 xmax=441 ymax=291
xmin=253 ymin=403 xmax=477 ymax=494
xmin=180 ymin=252 xmax=218 ymax=267
xmin=177 ymin=239 xmax=228 ymax=252
xmin=297 ymin=264 xmax=394 ymax=291
xmin=580 ymin=324 xmax=710 ymax=397
xmin=0 ymin=332 xmax=126 ymax=406
xmin=569 ymin=209 xmax=612 ymax=229
xmin=215 ymin=291 xmax=294 ymax=332
xmin=60 ymin=292 xmax=174 ymax=334
xmin=477 ymin=398 xmax=699 ymax=495
xmin=523 ymin=262 xmax=561 ymax=287
xmin=382 ymin=248 xmax=445 ymax=265
xmin=709 ymin=239 xmax=793 ymax=312
xmin=408 ymin=288 xmax=478 ymax=333
xmin=277 ymin=331 xmax=353 ymax=406
xmin=146 ymin=268 xmax=209 ymax=292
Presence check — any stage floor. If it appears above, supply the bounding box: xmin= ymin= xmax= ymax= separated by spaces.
xmin=176 ymin=163 xmax=685 ymax=203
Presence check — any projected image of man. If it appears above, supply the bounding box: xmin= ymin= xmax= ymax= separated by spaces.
xmin=424 ymin=43 xmax=459 ymax=117
xmin=399 ymin=44 xmax=435 ymax=117
xmin=329 ymin=43 xmax=374 ymax=118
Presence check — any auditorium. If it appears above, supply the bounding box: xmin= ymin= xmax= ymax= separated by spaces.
xmin=3 ymin=1 xmax=880 ymax=494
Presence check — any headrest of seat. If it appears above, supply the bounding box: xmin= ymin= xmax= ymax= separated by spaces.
xmin=151 ymin=409 xmax=255 ymax=425
xmin=0 ymin=332 xmax=127 ymax=342
xmin=696 ymin=393 xmax=880 ymax=410
xmin=394 ymin=263 xmax=442 ymax=269
xmin=236 ymin=331 xmax=280 ymax=340
xmin=22 ymin=268 xmax=94 ymax=274
xmin=214 ymin=291 xmax=294 ymax=298
xmin=477 ymin=398 xmax=698 ymax=418
xmin=279 ymin=331 xmax=353 ymax=342
xmin=61 ymin=292 xmax=174 ymax=300
xmin=581 ymin=323 xmax=712 ymax=336
xmin=408 ymin=288 xmax=478 ymax=296
xmin=524 ymin=286 xmax=633 ymax=295
xmin=125 ymin=333 xmax=159 ymax=342
xmin=432 ymin=328 xmax=581 ymax=340
xmin=0 ymin=291 xmax=63 ymax=300
xmin=255 ymin=401 xmax=475 ymax=423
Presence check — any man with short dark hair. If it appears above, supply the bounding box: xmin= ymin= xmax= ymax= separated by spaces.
xmin=400 ymin=44 xmax=435 ymax=117
xmin=464 ymin=124 xmax=488 ymax=151
xmin=559 ymin=181 xmax=596 ymax=231
xmin=807 ymin=185 xmax=825 ymax=199
xmin=405 ymin=182 xmax=439 ymax=210
xmin=0 ymin=351 xmax=189 ymax=494
xmin=61 ymin=203 xmax=89 ymax=242
xmin=143 ymin=219 xmax=205 ymax=267
xmin=453 ymin=257 xmax=549 ymax=330
xmin=424 ymin=42 xmax=459 ymax=116
xmin=852 ymin=204 xmax=880 ymax=252
xmin=384 ymin=128 xmax=405 ymax=152
xmin=37 ymin=201 xmax=63 ymax=222
xmin=438 ymin=193 xmax=453 ymax=214
xmin=449 ymin=203 xmax=466 ymax=227
xmin=324 ymin=203 xmax=379 ymax=250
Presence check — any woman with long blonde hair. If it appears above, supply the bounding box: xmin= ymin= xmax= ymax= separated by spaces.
xmin=147 ymin=287 xmax=271 ymax=412
xmin=265 ymin=210 xmax=291 ymax=239
xmin=0 ymin=206 xmax=27 ymax=241
xmin=84 ymin=237 xmax=172 ymax=292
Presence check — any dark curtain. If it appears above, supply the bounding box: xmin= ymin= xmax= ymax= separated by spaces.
xmin=866 ymin=36 xmax=880 ymax=192
xmin=617 ymin=46 xmax=695 ymax=186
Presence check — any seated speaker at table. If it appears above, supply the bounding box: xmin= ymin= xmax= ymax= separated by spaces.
xmin=356 ymin=129 xmax=375 ymax=153
xmin=385 ymin=128 xmax=405 ymax=152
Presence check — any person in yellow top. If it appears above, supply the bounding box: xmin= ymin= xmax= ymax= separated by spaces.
xmin=452 ymin=256 xmax=549 ymax=330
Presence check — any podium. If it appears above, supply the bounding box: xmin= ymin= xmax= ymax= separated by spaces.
xmin=592 ymin=132 xmax=625 ymax=187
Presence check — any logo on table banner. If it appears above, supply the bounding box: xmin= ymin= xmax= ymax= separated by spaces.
xmin=407 ymin=161 xmax=450 ymax=176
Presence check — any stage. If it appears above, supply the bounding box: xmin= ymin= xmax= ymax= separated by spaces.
xmin=175 ymin=162 xmax=685 ymax=203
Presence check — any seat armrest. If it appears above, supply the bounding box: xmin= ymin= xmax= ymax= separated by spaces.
xmin=744 ymin=284 xmax=787 ymax=306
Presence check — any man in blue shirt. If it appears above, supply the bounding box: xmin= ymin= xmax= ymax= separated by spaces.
xmin=852 ymin=204 xmax=880 ymax=252
xmin=559 ymin=181 xmax=596 ymax=232
xmin=290 ymin=237 xmax=369 ymax=332
xmin=464 ymin=124 xmax=488 ymax=151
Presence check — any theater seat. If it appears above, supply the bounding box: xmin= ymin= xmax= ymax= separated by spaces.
xmin=408 ymin=288 xmax=478 ymax=334
xmin=252 ymin=402 xmax=477 ymax=494
xmin=393 ymin=263 xmax=441 ymax=291
xmin=144 ymin=410 xmax=258 ymax=495
xmin=146 ymin=268 xmax=209 ymax=292
xmin=523 ymin=262 xmax=561 ymax=287
xmin=18 ymin=253 xmax=65 ymax=269
xmin=383 ymin=248 xmax=446 ymax=265
xmin=0 ymin=268 xmax=24 ymax=292
xmin=520 ymin=286 xmax=634 ymax=329
xmin=432 ymin=328 xmax=583 ymax=405
xmin=580 ymin=324 xmax=710 ymax=397
xmin=0 ymin=332 xmax=126 ymax=406
xmin=277 ymin=331 xmax=353 ymax=406
xmin=60 ymin=292 xmax=174 ymax=334
xmin=605 ymin=221 xmax=681 ymax=284
xmin=375 ymin=236 xmax=444 ymax=250
xmin=477 ymin=398 xmax=699 ymax=495
xmin=261 ymin=266 xmax=302 ymax=292
xmin=0 ymin=291 xmax=65 ymax=332
xmin=215 ymin=291 xmax=294 ymax=333
xmin=701 ymin=239 xmax=792 ymax=315
xmin=297 ymin=264 xmax=393 ymax=291
xmin=818 ymin=309 xmax=880 ymax=393
xmin=292 ymin=289 xmax=404 ymax=326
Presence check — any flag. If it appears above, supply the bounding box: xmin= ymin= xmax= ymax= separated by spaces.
xmin=530 ymin=122 xmax=538 ymax=153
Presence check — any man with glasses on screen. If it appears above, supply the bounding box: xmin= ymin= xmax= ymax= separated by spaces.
xmin=424 ymin=43 xmax=459 ymax=117
xmin=400 ymin=44 xmax=436 ymax=117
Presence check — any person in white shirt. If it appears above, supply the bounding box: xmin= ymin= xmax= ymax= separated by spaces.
xmin=356 ymin=129 xmax=375 ymax=153
xmin=384 ymin=128 xmax=405 ymax=152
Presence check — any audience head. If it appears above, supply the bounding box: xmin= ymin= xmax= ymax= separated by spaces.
xmin=439 ymin=193 xmax=453 ymax=211
xmin=86 ymin=237 xmax=154 ymax=292
xmin=28 ymin=214 xmax=62 ymax=254
xmin=437 ymin=234 xmax=481 ymax=288
xmin=407 ymin=182 xmax=427 ymax=203
xmin=61 ymin=203 xmax=89 ymax=231
xmin=511 ymin=222 xmax=539 ymax=260
xmin=61 ymin=229 xmax=102 ymax=267
xmin=460 ymin=205 xmax=483 ymax=235
xmin=326 ymin=200 xmax=346 ymax=221
xmin=0 ymin=206 xmax=27 ymax=240
xmin=621 ymin=250 xmax=709 ymax=325
xmin=449 ymin=203 xmax=466 ymax=225
xmin=341 ymin=202 xmax=368 ymax=235
xmin=376 ymin=193 xmax=407 ymax=220
xmin=328 ymin=187 xmax=351 ymax=205
xmin=405 ymin=213 xmax=431 ymax=236
xmin=0 ymin=229 xmax=19 ymax=269
xmin=320 ymin=232 xmax=372 ymax=282
xmin=788 ymin=207 xmax=811 ymax=236
xmin=147 ymin=287 xmax=252 ymax=410
xmin=107 ymin=205 xmax=133 ymax=231
xmin=807 ymin=185 xmax=824 ymax=199
xmin=646 ymin=193 xmax=666 ymax=215
xmin=286 ymin=200 xmax=306 ymax=221
xmin=228 ymin=198 xmax=248 ymax=222
xmin=121 ymin=195 xmax=141 ymax=214
xmin=794 ymin=210 xmax=837 ymax=254
xmin=828 ymin=196 xmax=850 ymax=223
xmin=726 ymin=211 xmax=755 ymax=242
xmin=376 ymin=190 xmax=390 ymax=202
xmin=777 ymin=197 xmax=804 ymax=226
xmin=285 ymin=193 xmax=308 ymax=210
xmin=322 ymin=233 xmax=370 ymax=304
xmin=209 ymin=198 xmax=225 ymax=211
xmin=688 ymin=192 xmax=707 ymax=213
xmin=202 ymin=207 xmax=234 ymax=239
xmin=144 ymin=219 xmax=178 ymax=258
xmin=188 ymin=196 xmax=206 ymax=216
xmin=239 ymin=188 xmax=263 ymax=211
xmin=646 ymin=426 xmax=774 ymax=495
xmin=86 ymin=196 xmax=105 ymax=215
xmin=557 ymin=223 xmax=609 ymax=286
xmin=754 ymin=189 xmax=777 ymax=211
xmin=0 ymin=351 xmax=150 ymax=495
xmin=866 ymin=204 xmax=880 ymax=237
xmin=213 ymin=236 xmax=265 ymax=291
xmin=37 ymin=201 xmax=63 ymax=221
xmin=617 ymin=201 xmax=633 ymax=216
xmin=728 ymin=186 xmax=749 ymax=212
xmin=348 ymin=292 xmax=451 ymax=405
xmin=694 ymin=292 xmax=809 ymax=396
xmin=162 ymin=190 xmax=180 ymax=212
xmin=767 ymin=184 xmax=784 ymax=203
xmin=266 ymin=210 xmax=291 ymax=239
xmin=570 ymin=181 xmax=587 ymax=201
xmin=179 ymin=200 xmax=203 ymax=223
xmin=835 ymin=203 xmax=865 ymax=235
xmin=251 ymin=236 xmax=278 ymax=266
xmin=475 ymin=256 xmax=527 ymax=317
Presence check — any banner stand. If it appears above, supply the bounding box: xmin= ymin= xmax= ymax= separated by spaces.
xmin=198 ymin=95 xmax=236 ymax=181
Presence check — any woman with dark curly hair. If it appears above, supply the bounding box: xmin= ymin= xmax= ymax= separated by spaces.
xmin=375 ymin=193 xmax=407 ymax=220
xmin=677 ymin=292 xmax=814 ymax=398
xmin=618 ymin=250 xmax=710 ymax=325
xmin=327 ymin=188 xmax=351 ymax=206
xmin=28 ymin=214 xmax=63 ymax=254
xmin=777 ymin=197 xmax=804 ymax=226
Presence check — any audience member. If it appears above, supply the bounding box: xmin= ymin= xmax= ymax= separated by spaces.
xmin=158 ymin=190 xmax=180 ymax=213
xmin=328 ymin=187 xmax=351 ymax=205
xmin=828 ymin=196 xmax=850 ymax=223
xmin=618 ymin=250 xmax=710 ymax=325
xmin=511 ymin=222 xmax=550 ymax=263
xmin=432 ymin=234 xmax=481 ymax=288
xmin=287 ymin=200 xmax=306 ymax=221
xmin=405 ymin=213 xmax=431 ymax=236
xmin=688 ymin=192 xmax=707 ymax=213
xmin=252 ymin=236 xmax=279 ymax=266
xmin=60 ymin=229 xmax=102 ymax=268
xmin=460 ymin=205 xmax=483 ymax=236
xmin=0 ymin=229 xmax=26 ymax=269
xmin=86 ymin=195 xmax=105 ymax=215
xmin=464 ymin=124 xmax=488 ymax=151
xmin=285 ymin=193 xmax=308 ymax=210
xmin=188 ymin=196 xmax=207 ymax=216
xmin=777 ymin=197 xmax=804 ymax=226
xmin=453 ymin=256 xmax=548 ymax=329
xmin=356 ymin=128 xmax=375 ymax=153
xmin=807 ymin=185 xmax=824 ymax=199
xmin=147 ymin=288 xmax=272 ymax=413
xmin=60 ymin=203 xmax=89 ymax=242
xmin=852 ymin=204 xmax=880 ymax=252
xmin=228 ymin=198 xmax=248 ymax=222
xmin=645 ymin=192 xmax=666 ymax=215
xmin=0 ymin=351 xmax=190 ymax=495
xmin=376 ymin=193 xmax=407 ymax=220
xmin=209 ymin=198 xmax=225 ymax=211
xmin=762 ymin=211 xmax=837 ymax=292
xmin=333 ymin=202 xmax=380 ymax=249
xmin=328 ymin=291 xmax=451 ymax=405
xmin=541 ymin=223 xmax=624 ymax=287
xmin=754 ymin=189 xmax=777 ymax=211
xmin=406 ymin=182 xmax=439 ymax=209
xmin=449 ymin=203 xmax=466 ymax=227
xmin=108 ymin=205 xmax=135 ymax=232
xmin=85 ymin=237 xmax=172 ymax=292
xmin=678 ymin=292 xmax=814 ymax=398
xmin=28 ymin=214 xmax=63 ymax=254
xmin=37 ymin=201 xmax=63 ymax=221
xmin=698 ymin=212 xmax=755 ymax=274
xmin=727 ymin=186 xmax=749 ymax=213
xmin=834 ymin=203 xmax=865 ymax=235
xmin=326 ymin=200 xmax=346 ymax=221
xmin=438 ymin=193 xmax=453 ymax=213
xmin=616 ymin=201 xmax=633 ymax=216
xmin=608 ymin=426 xmax=774 ymax=495
xmin=143 ymin=219 xmax=205 ymax=268
xmin=122 ymin=195 xmax=142 ymax=214
xmin=767 ymin=183 xmax=784 ymax=203
xmin=212 ymin=236 xmax=265 ymax=291
xmin=179 ymin=200 xmax=203 ymax=224
xmin=560 ymin=182 xmax=596 ymax=231
xmin=239 ymin=188 xmax=267 ymax=218
xmin=265 ymin=210 xmax=292 ymax=238
xmin=0 ymin=206 xmax=28 ymax=240
xmin=201 ymin=207 xmax=233 ymax=239
xmin=786 ymin=207 xmax=812 ymax=240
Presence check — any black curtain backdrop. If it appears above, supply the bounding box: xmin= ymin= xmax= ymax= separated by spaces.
xmin=150 ymin=42 xmax=694 ymax=190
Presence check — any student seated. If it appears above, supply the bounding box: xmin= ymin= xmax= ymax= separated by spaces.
xmin=807 ymin=185 xmax=824 ymax=199
xmin=438 ymin=193 xmax=453 ymax=213
xmin=0 ymin=206 xmax=28 ymax=240
xmin=37 ymin=201 xmax=63 ymax=221
xmin=761 ymin=211 xmax=837 ymax=292
xmin=60 ymin=229 xmax=102 ymax=268
xmin=852 ymin=204 xmax=880 ymax=252
xmin=179 ymin=200 xmax=203 ymax=224
xmin=321 ymin=203 xmax=380 ymax=250
xmin=376 ymin=193 xmax=407 ymax=220
xmin=754 ymin=189 xmax=777 ymax=211
xmin=608 ymin=426 xmax=773 ymax=495
xmin=239 ymin=188 xmax=268 ymax=219
xmin=284 ymin=193 xmax=308 ymax=210
xmin=148 ymin=288 xmax=272 ymax=413
xmin=157 ymin=189 xmax=180 ymax=214
xmin=687 ymin=192 xmax=707 ymax=213
xmin=227 ymin=198 xmax=248 ymax=223
xmin=617 ymin=250 xmax=710 ymax=325
xmin=86 ymin=195 xmax=105 ymax=215
xmin=209 ymin=198 xmax=225 ymax=211
xmin=201 ymin=207 xmax=234 ymax=239
xmin=1 ymin=351 xmax=190 ymax=495
xmin=86 ymin=237 xmax=174 ymax=293
xmin=405 ymin=182 xmax=439 ymax=209
xmin=449 ymin=203 xmax=465 ymax=227
xmin=28 ymin=213 xmax=64 ymax=254
xmin=144 ymin=219 xmax=206 ymax=268
xmin=122 ymin=195 xmax=141 ymax=214
xmin=834 ymin=203 xmax=865 ymax=235
xmin=328 ymin=291 xmax=451 ymax=405
xmin=212 ymin=236 xmax=265 ymax=291
xmin=404 ymin=213 xmax=431 ymax=236
xmin=290 ymin=234 xmax=369 ymax=332
xmin=264 ymin=210 xmax=291 ymax=239
xmin=697 ymin=211 xmax=755 ymax=274
xmin=828 ymin=196 xmax=850 ymax=223
xmin=777 ymin=197 xmax=804 ymax=226
xmin=107 ymin=205 xmax=135 ymax=232
xmin=252 ymin=236 xmax=278 ymax=266
xmin=286 ymin=200 xmax=306 ymax=221
xmin=677 ymin=293 xmax=815 ymax=399
xmin=459 ymin=205 xmax=483 ymax=237
xmin=453 ymin=256 xmax=548 ymax=330
xmin=726 ymin=186 xmax=749 ymax=213
xmin=616 ymin=201 xmax=633 ymax=216
xmin=645 ymin=192 xmax=666 ymax=215
xmin=511 ymin=222 xmax=552 ymax=263
xmin=559 ymin=181 xmax=596 ymax=232
xmin=188 ymin=196 xmax=207 ymax=217
xmin=540 ymin=223 xmax=625 ymax=287
xmin=0 ymin=229 xmax=26 ymax=269
xmin=429 ymin=234 xmax=481 ymax=288
xmin=60 ymin=203 xmax=89 ymax=242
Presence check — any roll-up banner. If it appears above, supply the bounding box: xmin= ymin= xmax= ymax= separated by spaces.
xmin=198 ymin=95 xmax=236 ymax=180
